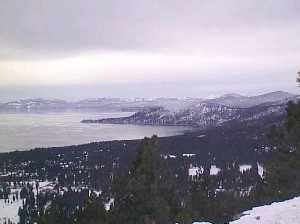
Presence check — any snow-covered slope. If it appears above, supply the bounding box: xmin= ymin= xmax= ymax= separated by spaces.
xmin=81 ymin=91 xmax=297 ymax=128
xmin=206 ymin=91 xmax=297 ymax=108
xmin=230 ymin=197 xmax=300 ymax=224
xmin=82 ymin=102 xmax=287 ymax=128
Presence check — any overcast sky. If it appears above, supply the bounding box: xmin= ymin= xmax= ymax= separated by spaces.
xmin=0 ymin=0 xmax=299 ymax=101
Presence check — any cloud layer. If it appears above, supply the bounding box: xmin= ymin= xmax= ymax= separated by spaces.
xmin=0 ymin=0 xmax=299 ymax=99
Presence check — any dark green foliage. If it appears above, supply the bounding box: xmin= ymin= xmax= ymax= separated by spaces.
xmin=181 ymin=162 xmax=255 ymax=224
xmin=258 ymin=101 xmax=300 ymax=202
xmin=75 ymin=200 xmax=107 ymax=224
xmin=287 ymin=101 xmax=300 ymax=150
xmin=109 ymin=135 xmax=180 ymax=224
xmin=38 ymin=198 xmax=106 ymax=224
xmin=38 ymin=203 xmax=69 ymax=224
xmin=254 ymin=73 xmax=300 ymax=204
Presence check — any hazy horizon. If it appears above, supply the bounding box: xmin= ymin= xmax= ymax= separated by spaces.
xmin=0 ymin=89 xmax=297 ymax=103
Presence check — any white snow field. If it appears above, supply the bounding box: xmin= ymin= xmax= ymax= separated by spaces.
xmin=230 ymin=197 xmax=300 ymax=224
xmin=0 ymin=181 xmax=53 ymax=224
xmin=0 ymin=198 xmax=23 ymax=224
xmin=0 ymin=188 xmax=23 ymax=224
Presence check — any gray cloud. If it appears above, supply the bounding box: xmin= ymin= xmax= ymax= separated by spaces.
xmin=1 ymin=0 xmax=299 ymax=57
xmin=0 ymin=0 xmax=299 ymax=99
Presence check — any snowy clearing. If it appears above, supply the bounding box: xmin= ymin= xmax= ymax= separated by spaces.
xmin=0 ymin=188 xmax=23 ymax=224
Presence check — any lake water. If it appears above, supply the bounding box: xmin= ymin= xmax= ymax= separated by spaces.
xmin=0 ymin=112 xmax=191 ymax=152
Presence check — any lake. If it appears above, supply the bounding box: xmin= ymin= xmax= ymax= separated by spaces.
xmin=0 ymin=111 xmax=191 ymax=152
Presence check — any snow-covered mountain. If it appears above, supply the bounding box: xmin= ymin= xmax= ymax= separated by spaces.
xmin=205 ymin=91 xmax=297 ymax=108
xmin=0 ymin=97 xmax=202 ymax=112
xmin=0 ymin=91 xmax=296 ymax=114
xmin=0 ymin=98 xmax=70 ymax=111
xmin=79 ymin=91 xmax=297 ymax=128
xmin=81 ymin=102 xmax=287 ymax=128
xmin=76 ymin=97 xmax=201 ymax=111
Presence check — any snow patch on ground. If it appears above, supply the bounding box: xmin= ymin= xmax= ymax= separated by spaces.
xmin=183 ymin=153 xmax=196 ymax=157
xmin=105 ymin=198 xmax=114 ymax=211
xmin=257 ymin=162 xmax=264 ymax=178
xmin=239 ymin=165 xmax=252 ymax=173
xmin=188 ymin=165 xmax=221 ymax=177
xmin=0 ymin=199 xmax=23 ymax=224
xmin=210 ymin=165 xmax=221 ymax=175
xmin=0 ymin=181 xmax=53 ymax=224
xmin=0 ymin=189 xmax=23 ymax=224
xmin=230 ymin=197 xmax=300 ymax=224
xmin=189 ymin=166 xmax=204 ymax=176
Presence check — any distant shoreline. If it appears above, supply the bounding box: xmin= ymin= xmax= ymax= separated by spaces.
xmin=0 ymin=111 xmax=192 ymax=153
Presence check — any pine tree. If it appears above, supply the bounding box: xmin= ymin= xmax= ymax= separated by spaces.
xmin=256 ymin=71 xmax=300 ymax=202
xmin=109 ymin=136 xmax=179 ymax=224
xmin=75 ymin=200 xmax=106 ymax=224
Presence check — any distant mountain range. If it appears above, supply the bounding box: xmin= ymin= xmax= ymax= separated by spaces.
xmin=0 ymin=91 xmax=298 ymax=129
xmin=0 ymin=91 xmax=297 ymax=113
xmin=0 ymin=97 xmax=201 ymax=112
xmin=81 ymin=91 xmax=298 ymax=128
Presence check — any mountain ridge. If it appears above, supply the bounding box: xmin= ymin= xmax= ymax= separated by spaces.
xmin=0 ymin=91 xmax=297 ymax=112
xmin=81 ymin=101 xmax=288 ymax=129
xmin=204 ymin=91 xmax=296 ymax=108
